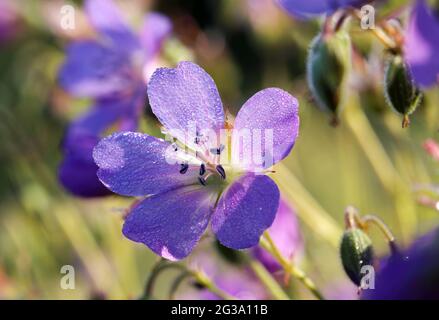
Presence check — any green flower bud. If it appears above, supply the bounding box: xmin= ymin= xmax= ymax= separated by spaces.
xmin=384 ymin=54 xmax=423 ymax=128
xmin=307 ymin=29 xmax=352 ymax=125
xmin=340 ymin=228 xmax=375 ymax=286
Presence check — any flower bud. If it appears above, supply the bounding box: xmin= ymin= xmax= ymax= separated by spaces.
xmin=307 ymin=29 xmax=352 ymax=125
xmin=384 ymin=54 xmax=423 ymax=128
xmin=340 ymin=228 xmax=375 ymax=286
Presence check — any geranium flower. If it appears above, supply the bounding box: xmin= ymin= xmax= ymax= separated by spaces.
xmin=252 ymin=198 xmax=303 ymax=272
xmin=58 ymin=0 xmax=171 ymax=197
xmin=93 ymin=61 xmax=299 ymax=260
xmin=405 ymin=0 xmax=439 ymax=88
xmin=277 ymin=0 xmax=369 ymax=19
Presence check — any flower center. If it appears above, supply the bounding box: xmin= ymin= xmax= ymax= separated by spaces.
xmin=173 ymin=130 xmax=228 ymax=187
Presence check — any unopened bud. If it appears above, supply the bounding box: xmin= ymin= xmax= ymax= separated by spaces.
xmin=384 ymin=54 xmax=423 ymax=128
xmin=307 ymin=29 xmax=352 ymax=125
xmin=340 ymin=228 xmax=375 ymax=286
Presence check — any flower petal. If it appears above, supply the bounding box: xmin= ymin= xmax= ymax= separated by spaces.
xmin=59 ymin=102 xmax=123 ymax=197
xmin=277 ymin=0 xmax=366 ymax=18
xmin=84 ymin=0 xmax=138 ymax=49
xmin=59 ymin=150 xmax=111 ymax=197
xmin=93 ymin=132 xmax=199 ymax=197
xmin=232 ymin=88 xmax=299 ymax=170
xmin=252 ymin=198 xmax=302 ymax=272
xmin=59 ymin=41 xmax=134 ymax=97
xmin=212 ymin=173 xmax=280 ymax=249
xmin=147 ymin=61 xmax=225 ymax=149
xmin=140 ymin=12 xmax=172 ymax=60
xmin=405 ymin=0 xmax=439 ymax=88
xmin=122 ymin=186 xmax=215 ymax=260
xmin=85 ymin=0 xmax=128 ymax=31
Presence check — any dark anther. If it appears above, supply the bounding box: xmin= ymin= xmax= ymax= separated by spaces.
xmin=198 ymin=177 xmax=207 ymax=186
xmin=171 ymin=143 xmax=178 ymax=152
xmin=210 ymin=144 xmax=225 ymax=155
xmin=194 ymin=130 xmax=203 ymax=145
xmin=179 ymin=163 xmax=189 ymax=174
xmin=216 ymin=165 xmax=226 ymax=180
xmin=199 ymin=163 xmax=206 ymax=176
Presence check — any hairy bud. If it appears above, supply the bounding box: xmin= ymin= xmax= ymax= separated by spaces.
xmin=307 ymin=29 xmax=351 ymax=125
xmin=384 ymin=54 xmax=423 ymax=128
xmin=340 ymin=228 xmax=375 ymax=286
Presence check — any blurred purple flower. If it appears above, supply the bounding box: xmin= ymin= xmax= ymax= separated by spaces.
xmin=252 ymin=198 xmax=303 ymax=272
xmin=405 ymin=0 xmax=439 ymax=88
xmin=58 ymin=0 xmax=171 ymax=197
xmin=0 ymin=0 xmax=20 ymax=43
xmin=93 ymin=61 xmax=300 ymax=260
xmin=363 ymin=227 xmax=439 ymax=299
xmin=277 ymin=0 xmax=369 ymax=19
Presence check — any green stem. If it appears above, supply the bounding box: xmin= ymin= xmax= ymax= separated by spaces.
xmin=343 ymin=96 xmax=417 ymax=243
xmin=248 ymin=260 xmax=290 ymax=300
xmin=274 ymin=164 xmax=342 ymax=248
xmin=261 ymin=232 xmax=325 ymax=300
xmin=192 ymin=270 xmax=236 ymax=300
xmin=168 ymin=271 xmax=192 ymax=299
xmin=139 ymin=260 xmax=185 ymax=300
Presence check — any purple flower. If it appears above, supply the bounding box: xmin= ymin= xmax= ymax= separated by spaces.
xmin=252 ymin=198 xmax=303 ymax=272
xmin=277 ymin=0 xmax=368 ymax=19
xmin=405 ymin=0 xmax=439 ymax=88
xmin=58 ymin=0 xmax=171 ymax=197
xmin=362 ymin=227 xmax=439 ymax=299
xmin=93 ymin=61 xmax=300 ymax=260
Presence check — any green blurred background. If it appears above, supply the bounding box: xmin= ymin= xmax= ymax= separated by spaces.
xmin=0 ymin=0 xmax=438 ymax=299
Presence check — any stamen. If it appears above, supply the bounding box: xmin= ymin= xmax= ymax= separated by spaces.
xmin=194 ymin=130 xmax=203 ymax=145
xmin=171 ymin=143 xmax=178 ymax=152
xmin=198 ymin=177 xmax=207 ymax=186
xmin=209 ymin=144 xmax=225 ymax=155
xmin=199 ymin=163 xmax=206 ymax=176
xmin=179 ymin=163 xmax=189 ymax=174
xmin=216 ymin=165 xmax=226 ymax=180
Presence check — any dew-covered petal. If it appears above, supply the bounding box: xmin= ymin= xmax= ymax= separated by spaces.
xmin=147 ymin=61 xmax=225 ymax=149
xmin=59 ymin=41 xmax=134 ymax=97
xmin=277 ymin=0 xmax=366 ymax=18
xmin=140 ymin=12 xmax=172 ymax=60
xmin=252 ymin=198 xmax=302 ymax=272
xmin=232 ymin=88 xmax=299 ymax=171
xmin=212 ymin=173 xmax=280 ymax=249
xmin=405 ymin=0 xmax=439 ymax=88
xmin=93 ymin=131 xmax=199 ymax=197
xmin=122 ymin=186 xmax=215 ymax=260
